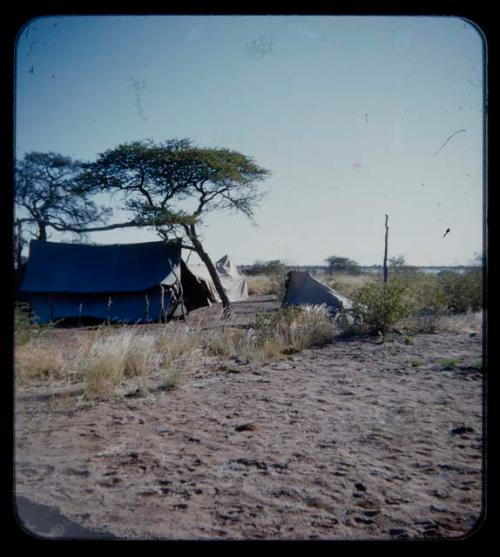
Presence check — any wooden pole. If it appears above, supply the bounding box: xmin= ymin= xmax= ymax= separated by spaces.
xmin=383 ymin=214 xmax=389 ymax=283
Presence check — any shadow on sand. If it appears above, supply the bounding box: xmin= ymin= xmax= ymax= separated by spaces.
xmin=15 ymin=496 xmax=119 ymax=540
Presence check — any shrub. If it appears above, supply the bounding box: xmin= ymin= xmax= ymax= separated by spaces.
xmin=351 ymin=279 xmax=410 ymax=335
xmin=14 ymin=302 xmax=57 ymax=345
xmin=403 ymin=275 xmax=449 ymax=332
xmin=440 ymin=357 xmax=460 ymax=369
xmin=14 ymin=303 xmax=33 ymax=346
xmin=436 ymin=269 xmax=483 ymax=313
xmin=388 ymin=255 xmax=420 ymax=277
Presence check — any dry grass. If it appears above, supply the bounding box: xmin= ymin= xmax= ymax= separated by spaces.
xmin=15 ymin=340 xmax=71 ymax=384
xmin=78 ymin=326 xmax=203 ymax=397
xmin=15 ymin=305 xmax=338 ymax=398
xmin=203 ymin=306 xmax=337 ymax=366
xmin=247 ymin=272 xmax=372 ymax=299
xmin=253 ymin=305 xmax=338 ymax=353
xmin=76 ymin=329 xmax=161 ymax=397
xmin=246 ymin=274 xmax=285 ymax=298
xmin=15 ymin=326 xmax=193 ymax=398
xmin=400 ymin=310 xmax=483 ymax=336
xmin=20 ymin=303 xmax=481 ymax=401
xmin=205 ymin=326 xmax=283 ymax=366
xmin=436 ymin=311 xmax=483 ymax=334
xmin=320 ymin=272 xmax=377 ymax=298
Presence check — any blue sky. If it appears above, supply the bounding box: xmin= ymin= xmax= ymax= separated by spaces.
xmin=15 ymin=15 xmax=485 ymax=266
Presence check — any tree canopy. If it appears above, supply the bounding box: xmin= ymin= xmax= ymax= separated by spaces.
xmin=80 ymin=139 xmax=271 ymax=309
xmin=15 ymin=152 xmax=110 ymax=239
xmin=14 ymin=151 xmax=111 ymax=267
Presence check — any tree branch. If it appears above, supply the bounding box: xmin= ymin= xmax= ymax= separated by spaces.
xmin=47 ymin=220 xmax=143 ymax=233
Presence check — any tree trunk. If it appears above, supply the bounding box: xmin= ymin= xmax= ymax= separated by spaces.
xmin=185 ymin=225 xmax=232 ymax=316
xmin=14 ymin=221 xmax=23 ymax=269
xmin=37 ymin=221 xmax=47 ymax=241
xmin=383 ymin=214 xmax=389 ymax=283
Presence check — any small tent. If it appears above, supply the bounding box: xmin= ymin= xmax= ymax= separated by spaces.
xmin=215 ymin=255 xmax=248 ymax=301
xmin=283 ymin=271 xmax=352 ymax=315
xmin=179 ymin=260 xmax=219 ymax=312
xmin=19 ymin=240 xmax=212 ymax=324
xmin=187 ymin=255 xmax=248 ymax=302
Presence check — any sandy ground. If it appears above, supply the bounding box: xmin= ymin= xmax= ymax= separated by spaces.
xmin=14 ymin=296 xmax=485 ymax=541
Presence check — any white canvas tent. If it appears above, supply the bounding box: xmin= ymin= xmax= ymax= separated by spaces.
xmin=187 ymin=255 xmax=249 ymax=303
xmin=283 ymin=271 xmax=352 ymax=315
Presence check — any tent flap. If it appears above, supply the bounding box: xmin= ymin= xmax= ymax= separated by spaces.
xmin=283 ymin=271 xmax=352 ymax=314
xmin=187 ymin=255 xmax=248 ymax=302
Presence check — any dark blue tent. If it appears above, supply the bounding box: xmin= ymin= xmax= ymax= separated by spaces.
xmin=20 ymin=240 xmax=183 ymax=324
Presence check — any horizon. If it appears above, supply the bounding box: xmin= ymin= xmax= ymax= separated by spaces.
xmin=15 ymin=15 xmax=485 ymax=267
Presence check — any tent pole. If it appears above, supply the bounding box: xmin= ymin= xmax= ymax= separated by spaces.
xmin=145 ymin=294 xmax=150 ymax=322
xmin=169 ymin=263 xmax=186 ymax=321
xmin=107 ymin=296 xmax=112 ymax=325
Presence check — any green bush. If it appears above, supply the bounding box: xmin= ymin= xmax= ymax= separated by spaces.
xmin=403 ymin=274 xmax=449 ymax=332
xmin=343 ymin=267 xmax=482 ymax=336
xmin=436 ymin=269 xmax=483 ymax=313
xmin=14 ymin=302 xmax=56 ymax=346
xmin=388 ymin=255 xmax=420 ymax=278
xmin=15 ymin=303 xmax=34 ymax=345
xmin=351 ymin=279 xmax=410 ymax=335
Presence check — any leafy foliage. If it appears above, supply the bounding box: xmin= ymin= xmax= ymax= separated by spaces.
xmin=79 ymin=139 xmax=270 ymax=308
xmin=351 ymin=278 xmax=410 ymax=334
xmin=402 ymin=274 xmax=449 ymax=332
xmin=14 ymin=302 xmax=55 ymax=346
xmin=388 ymin=255 xmax=419 ymax=277
xmin=15 ymin=152 xmax=110 ymax=241
xmin=342 ymin=266 xmax=483 ymax=335
xmin=81 ymin=139 xmax=271 ymax=236
xmin=436 ymin=269 xmax=483 ymax=313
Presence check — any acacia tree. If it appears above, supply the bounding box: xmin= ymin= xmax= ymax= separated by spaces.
xmin=14 ymin=152 xmax=112 ymax=267
xmin=81 ymin=139 xmax=271 ymax=312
